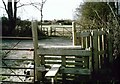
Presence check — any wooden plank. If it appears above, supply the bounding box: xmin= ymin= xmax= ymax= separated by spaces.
xmin=76 ymin=32 xmax=91 ymax=37
xmin=1 ymin=36 xmax=32 ymax=40
xmin=60 ymin=68 xmax=91 ymax=75
xmin=39 ymin=45 xmax=82 ymax=49
xmin=41 ymin=55 xmax=45 ymax=65
xmin=62 ymin=56 xmax=66 ymax=67
xmin=92 ymin=30 xmax=105 ymax=36
xmin=72 ymin=22 xmax=77 ymax=45
xmin=98 ymin=35 xmax=103 ymax=68
xmin=98 ymin=50 xmax=105 ymax=55
xmin=45 ymin=62 xmax=61 ymax=64
xmin=61 ymin=56 xmax=66 ymax=82
xmin=93 ymin=31 xmax=99 ymax=71
xmin=86 ymin=37 xmax=88 ymax=48
xmin=97 ymin=31 xmax=105 ymax=35
xmin=49 ymin=25 xmax=72 ymax=28
xmin=31 ymin=21 xmax=41 ymax=81
xmin=2 ymin=58 xmax=34 ymax=61
xmin=66 ymin=62 xmax=83 ymax=65
xmin=89 ymin=54 xmax=92 ymax=71
xmin=83 ymin=37 xmax=86 ymax=48
xmin=38 ymin=46 xmax=91 ymax=56
xmin=2 ymin=48 xmax=34 ymax=51
xmin=2 ymin=66 xmax=34 ymax=69
xmin=1 ymin=81 xmax=34 ymax=84
xmin=81 ymin=37 xmax=84 ymax=48
xmin=66 ymin=58 xmax=83 ymax=61
xmin=77 ymin=37 xmax=81 ymax=45
xmin=84 ymin=57 xmax=89 ymax=68
xmin=45 ymin=57 xmax=61 ymax=60
xmin=1 ymin=74 xmax=34 ymax=77
xmin=45 ymin=64 xmax=61 ymax=77
xmin=87 ymin=36 xmax=91 ymax=48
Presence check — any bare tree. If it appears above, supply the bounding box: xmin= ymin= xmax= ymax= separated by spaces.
xmin=2 ymin=0 xmax=20 ymax=35
xmin=30 ymin=0 xmax=47 ymax=31
xmin=2 ymin=0 xmax=47 ymax=35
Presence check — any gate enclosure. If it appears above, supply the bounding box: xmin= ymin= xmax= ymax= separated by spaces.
xmin=1 ymin=21 xmax=113 ymax=83
xmin=33 ymin=21 xmax=113 ymax=83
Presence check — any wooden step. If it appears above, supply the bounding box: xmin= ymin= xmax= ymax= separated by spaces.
xmin=45 ymin=64 xmax=61 ymax=77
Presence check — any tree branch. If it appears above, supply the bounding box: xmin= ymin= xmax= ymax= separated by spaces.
xmin=42 ymin=0 xmax=47 ymax=4
xmin=17 ymin=3 xmax=30 ymax=8
xmin=93 ymin=9 xmax=107 ymax=27
xmin=2 ymin=0 xmax=8 ymax=14
xmin=107 ymin=3 xmax=119 ymax=25
xmin=17 ymin=2 xmax=41 ymax=8
xmin=31 ymin=4 xmax=40 ymax=11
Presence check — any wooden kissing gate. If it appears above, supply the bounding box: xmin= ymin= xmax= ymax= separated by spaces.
xmin=32 ymin=21 xmax=113 ymax=83
xmin=1 ymin=21 xmax=113 ymax=84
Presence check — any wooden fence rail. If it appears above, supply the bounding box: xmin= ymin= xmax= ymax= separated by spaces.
xmin=37 ymin=45 xmax=92 ymax=83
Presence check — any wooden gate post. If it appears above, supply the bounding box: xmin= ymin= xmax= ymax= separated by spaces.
xmin=31 ymin=21 xmax=41 ymax=82
xmin=72 ymin=22 xmax=77 ymax=46
xmin=93 ymin=31 xmax=99 ymax=72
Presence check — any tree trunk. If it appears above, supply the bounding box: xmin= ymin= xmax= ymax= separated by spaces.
xmin=13 ymin=0 xmax=17 ymax=35
xmin=7 ymin=0 xmax=17 ymax=36
xmin=7 ymin=0 xmax=13 ymax=36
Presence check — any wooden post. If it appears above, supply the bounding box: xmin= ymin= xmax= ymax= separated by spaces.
xmin=51 ymin=78 xmax=54 ymax=84
xmin=50 ymin=26 xmax=52 ymax=36
xmin=54 ymin=27 xmax=56 ymax=36
xmin=31 ymin=21 xmax=41 ymax=82
xmin=98 ymin=35 xmax=103 ymax=68
xmin=83 ymin=37 xmax=86 ymax=48
xmin=46 ymin=28 xmax=48 ymax=36
xmin=72 ymin=22 xmax=77 ymax=46
xmin=93 ymin=31 xmax=99 ymax=72
xmin=62 ymin=56 xmax=66 ymax=67
xmin=81 ymin=37 xmax=83 ymax=48
xmin=89 ymin=48 xmax=92 ymax=71
xmin=108 ymin=33 xmax=113 ymax=63
xmin=61 ymin=55 xmax=66 ymax=82
xmin=63 ymin=27 xmax=64 ymax=36
xmin=86 ymin=37 xmax=88 ymax=48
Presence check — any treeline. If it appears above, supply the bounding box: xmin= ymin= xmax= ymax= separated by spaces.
xmin=2 ymin=16 xmax=72 ymax=37
xmin=39 ymin=19 xmax=72 ymax=25
xmin=76 ymin=2 xmax=120 ymax=81
xmin=2 ymin=17 xmax=44 ymax=37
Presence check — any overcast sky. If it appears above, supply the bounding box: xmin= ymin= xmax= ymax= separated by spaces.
xmin=0 ymin=0 xmax=83 ymax=20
